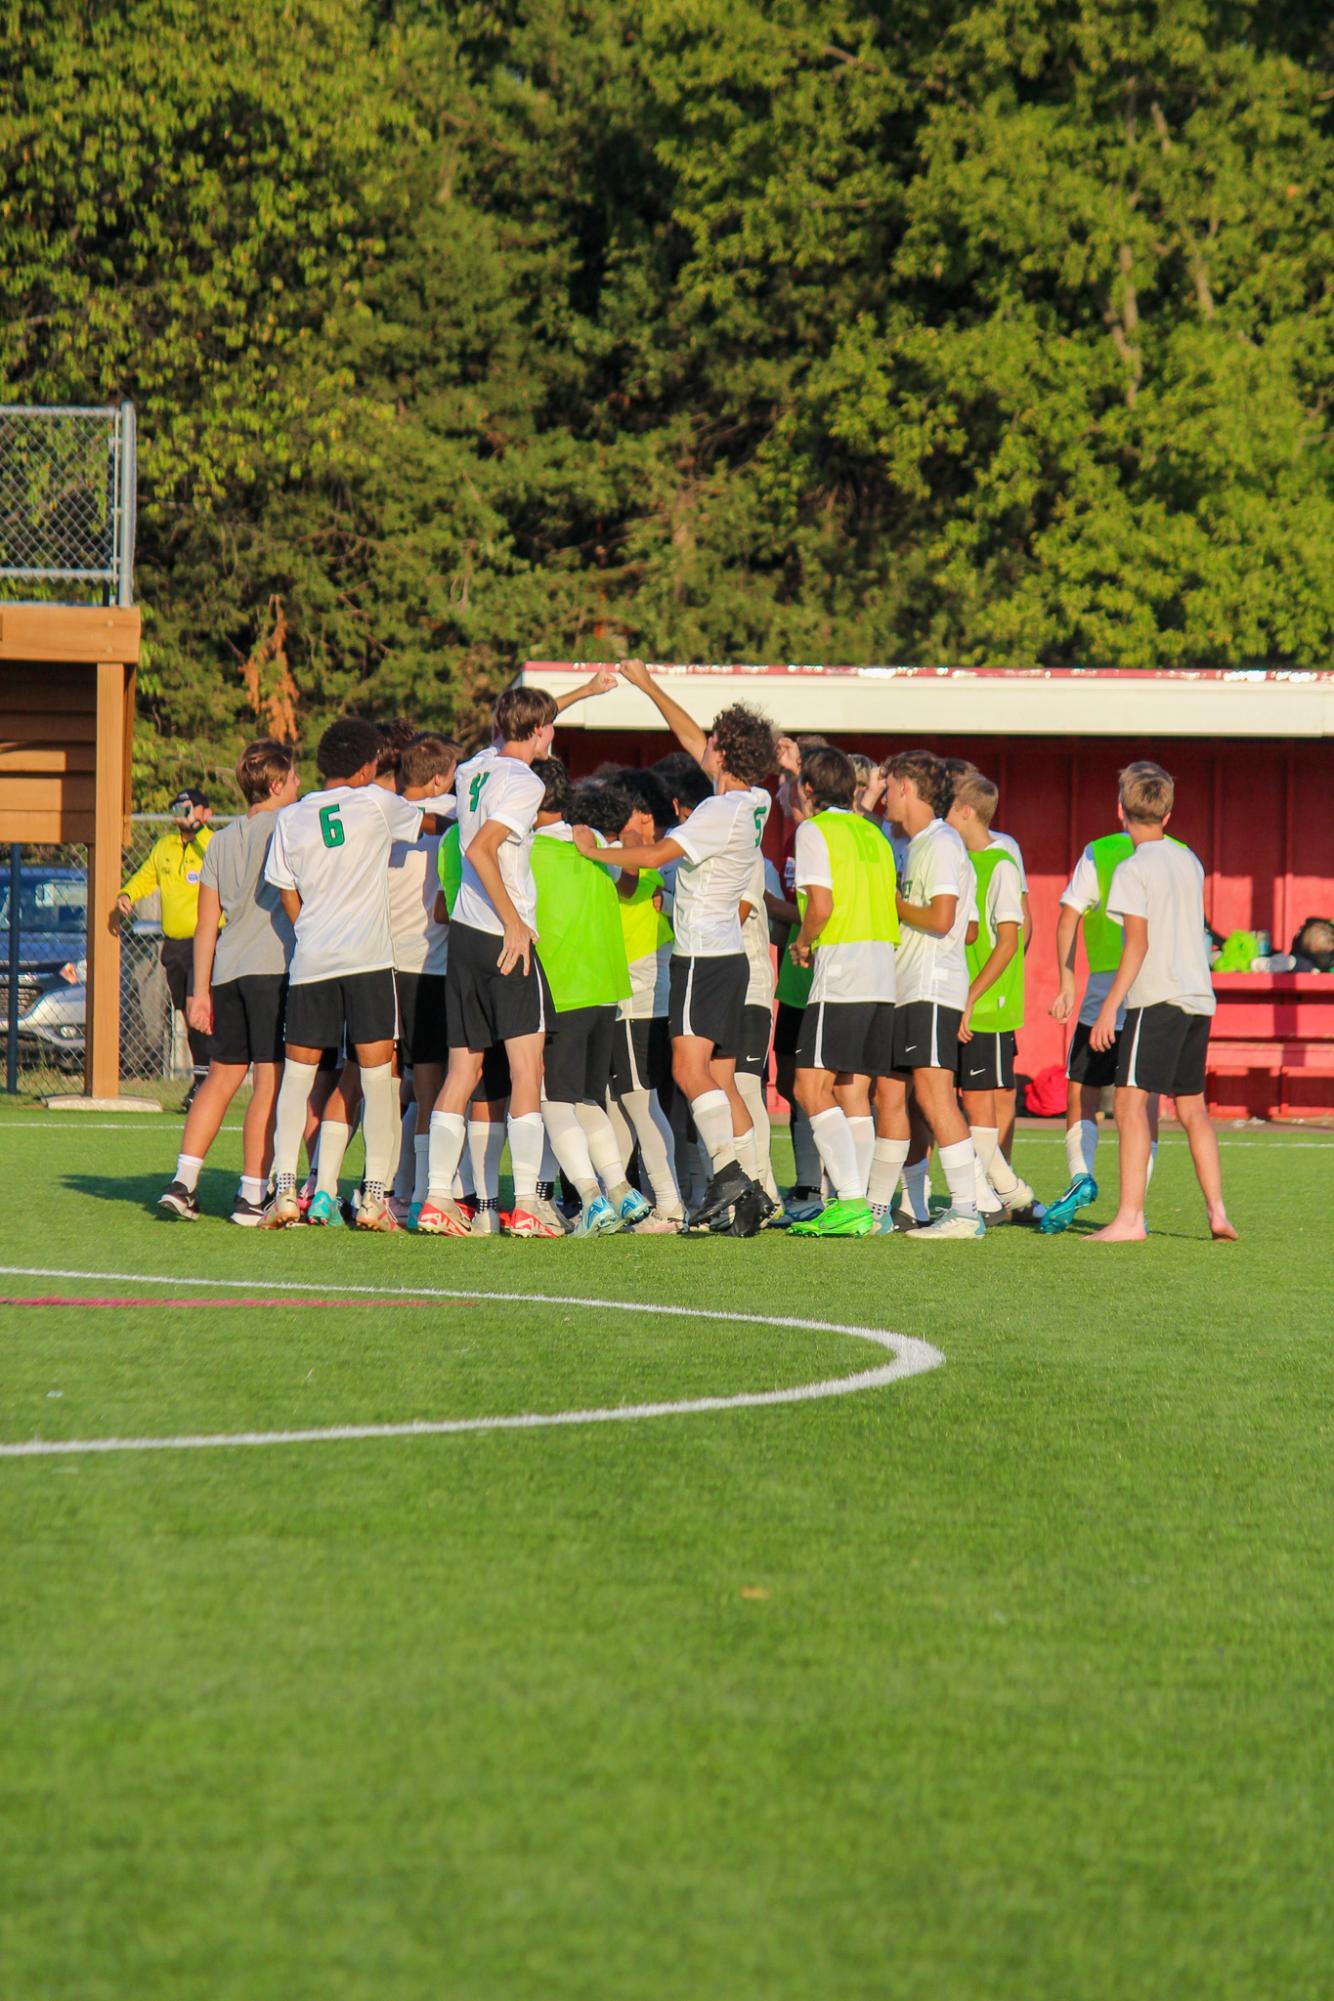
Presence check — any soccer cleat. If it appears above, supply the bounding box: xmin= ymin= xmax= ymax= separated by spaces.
xmin=263 ymin=1187 xmax=302 ymax=1229
xmin=414 ymin=1195 xmax=473 ymax=1237
xmin=356 ymin=1194 xmax=400 ymax=1232
xmin=388 ymin=1195 xmax=412 ymax=1227
xmin=306 ymin=1191 xmax=345 ymax=1228
xmin=686 ymin=1160 xmax=753 ymax=1232
xmin=633 ymin=1210 xmax=684 ymax=1235
xmin=507 ymin=1196 xmax=567 ymax=1239
xmin=729 ymin=1182 xmax=777 ymax=1238
xmin=1038 ymin=1173 xmax=1097 ymax=1235
xmin=790 ymin=1196 xmax=875 ymax=1239
xmin=612 ymin=1185 xmax=653 ymax=1227
xmin=158 ymin=1180 xmax=200 ymax=1221
xmin=229 ymin=1194 xmax=267 ymax=1228
xmin=297 ymin=1186 xmax=316 ymax=1218
xmin=572 ymin=1194 xmax=622 ymax=1237
xmin=470 ymin=1206 xmax=502 ymax=1237
xmin=906 ymin=1206 xmax=987 ymax=1241
xmin=777 ymin=1186 xmax=823 ymax=1228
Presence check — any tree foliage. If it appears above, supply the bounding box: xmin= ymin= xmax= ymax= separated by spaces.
xmin=3 ymin=0 xmax=1332 ymax=795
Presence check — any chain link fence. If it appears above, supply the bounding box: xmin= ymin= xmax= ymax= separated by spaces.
xmin=2 ymin=817 xmax=238 ymax=1096
xmin=0 ymin=403 xmax=136 ymax=602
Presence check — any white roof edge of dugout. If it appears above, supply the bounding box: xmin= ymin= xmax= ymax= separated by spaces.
xmin=518 ymin=662 xmax=1334 ymax=740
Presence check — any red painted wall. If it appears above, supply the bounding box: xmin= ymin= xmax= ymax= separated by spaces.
xmin=558 ymin=727 xmax=1334 ymax=1112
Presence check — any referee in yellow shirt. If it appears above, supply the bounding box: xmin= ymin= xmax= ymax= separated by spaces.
xmin=118 ymin=787 xmax=215 ymax=1108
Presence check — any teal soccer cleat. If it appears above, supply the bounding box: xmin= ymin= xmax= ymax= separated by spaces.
xmin=1038 ymin=1174 xmax=1097 ymax=1234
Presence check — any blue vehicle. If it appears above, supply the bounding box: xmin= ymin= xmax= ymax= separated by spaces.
xmin=0 ymin=865 xmax=88 ymax=1034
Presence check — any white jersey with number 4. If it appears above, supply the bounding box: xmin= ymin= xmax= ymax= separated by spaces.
xmin=671 ymin=787 xmax=771 ymax=958
xmin=451 ymin=748 xmax=545 ymax=938
xmin=265 ymin=783 xmax=424 ymax=985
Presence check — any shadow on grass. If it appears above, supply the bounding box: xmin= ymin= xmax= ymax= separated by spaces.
xmin=63 ymin=1170 xmax=242 ymax=1218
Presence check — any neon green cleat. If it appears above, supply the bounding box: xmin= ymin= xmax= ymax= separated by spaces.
xmin=789 ymin=1196 xmax=875 ymax=1239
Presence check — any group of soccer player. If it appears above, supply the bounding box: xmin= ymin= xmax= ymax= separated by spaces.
xmin=158 ymin=658 xmax=1234 ymax=1244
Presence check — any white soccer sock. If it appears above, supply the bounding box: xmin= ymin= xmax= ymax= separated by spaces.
xmin=605 ymin=1094 xmax=636 ymax=1176
xmin=411 ymin=1133 xmax=431 ymax=1206
xmin=846 ymin=1115 xmax=874 ymax=1199
xmin=736 ymin=1126 xmax=765 ymax=1184
xmin=1066 ymin=1118 xmax=1098 ymax=1182
xmin=239 ymin=1175 xmax=265 ymax=1204
xmin=426 ymin=1110 xmax=467 ymax=1203
xmin=972 ymin=1155 xmax=1004 ymax=1216
xmin=808 ymin=1106 xmax=863 ymax=1202
xmin=736 ymin=1071 xmax=779 ymax=1201
xmin=901 ymin=1155 xmax=931 ymax=1224
xmin=315 ymin=1119 xmax=351 ymax=1199
xmin=939 ymin=1136 xmax=979 ymax=1218
xmin=575 ymin=1100 xmax=630 ymax=1195
xmin=468 ymin=1117 xmax=506 ymax=1202
xmin=1147 ymin=1139 xmax=1159 ymax=1187
xmin=972 ymin=1124 xmax=1021 ymax=1197
xmin=691 ymin=1089 xmax=737 ymax=1172
xmin=790 ymin=1105 xmax=822 ymax=1191
xmin=543 ymin=1099 xmax=600 ymax=1200
xmin=620 ymin=1088 xmax=683 ymax=1217
xmin=508 ymin=1109 xmax=545 ymax=1202
xmin=272 ymin=1059 xmax=319 ymax=1185
xmin=360 ymin=1062 xmax=399 ymax=1196
xmin=868 ymin=1137 xmax=909 ymax=1216
xmin=174 ymin=1152 xmax=204 ymax=1193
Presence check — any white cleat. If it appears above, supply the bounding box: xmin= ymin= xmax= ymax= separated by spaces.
xmin=906 ymin=1207 xmax=987 ymax=1241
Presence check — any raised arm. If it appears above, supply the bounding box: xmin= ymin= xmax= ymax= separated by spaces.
xmin=618 ymin=658 xmax=708 ymax=767
xmin=572 ymin=825 xmax=685 ymax=875
xmin=555 ymin=666 xmax=619 ymax=714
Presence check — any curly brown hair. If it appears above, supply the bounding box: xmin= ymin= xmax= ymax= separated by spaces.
xmin=711 ymin=703 xmax=775 ymax=788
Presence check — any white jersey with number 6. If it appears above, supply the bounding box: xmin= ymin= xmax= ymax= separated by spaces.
xmin=671 ymin=786 xmax=771 ymax=957
xmin=265 ymin=783 xmax=424 ymax=985
xmin=451 ymin=748 xmax=546 ymax=938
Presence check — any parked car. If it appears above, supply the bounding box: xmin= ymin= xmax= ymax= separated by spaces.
xmin=2 ymin=859 xmax=167 ymax=1070
xmin=0 ymin=865 xmax=88 ymax=1036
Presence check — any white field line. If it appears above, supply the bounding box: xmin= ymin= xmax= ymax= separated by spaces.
xmin=0 ymin=1266 xmax=944 ymax=1460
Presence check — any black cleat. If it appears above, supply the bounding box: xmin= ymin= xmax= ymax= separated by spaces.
xmin=686 ymin=1160 xmax=753 ymax=1232
xmin=229 ymin=1195 xmax=267 ymax=1227
xmin=729 ymin=1182 xmax=776 ymax=1238
xmin=158 ymin=1180 xmax=200 ymax=1221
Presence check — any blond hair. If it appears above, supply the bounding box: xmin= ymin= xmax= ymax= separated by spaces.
xmin=1119 ymin=760 xmax=1175 ymax=824
xmin=951 ymin=770 xmax=999 ymax=826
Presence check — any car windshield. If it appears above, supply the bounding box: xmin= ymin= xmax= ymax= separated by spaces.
xmin=0 ymin=874 xmax=88 ymax=931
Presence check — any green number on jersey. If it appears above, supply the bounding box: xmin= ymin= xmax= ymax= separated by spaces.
xmin=752 ymin=807 xmax=765 ymax=847
xmin=469 ymin=770 xmax=491 ymax=813
xmin=318 ymin=803 xmax=345 ymax=850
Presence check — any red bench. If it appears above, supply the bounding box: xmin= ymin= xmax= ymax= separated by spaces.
xmin=1207 ymin=974 xmax=1334 ymax=1120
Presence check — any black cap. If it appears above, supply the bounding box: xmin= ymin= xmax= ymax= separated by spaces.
xmin=169 ymin=787 xmax=209 ymax=814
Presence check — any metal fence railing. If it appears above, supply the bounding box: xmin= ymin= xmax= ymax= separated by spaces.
xmin=0 ymin=403 xmax=137 ymax=605
xmin=2 ymin=817 xmax=238 ymax=1095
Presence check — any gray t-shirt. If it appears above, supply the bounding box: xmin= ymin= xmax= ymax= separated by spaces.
xmin=201 ymin=813 xmax=295 ymax=984
xmin=1107 ymin=839 xmax=1215 ymax=1017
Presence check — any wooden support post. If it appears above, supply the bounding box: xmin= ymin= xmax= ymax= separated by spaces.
xmin=85 ymin=661 xmax=126 ymax=1098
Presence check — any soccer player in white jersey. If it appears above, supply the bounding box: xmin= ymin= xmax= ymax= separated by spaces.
xmin=262 ymin=718 xmax=448 ymax=1229
xmin=880 ymin=749 xmax=985 ymax=1240
xmin=416 ymin=685 xmax=557 ymax=1237
xmin=787 ymin=746 xmax=903 ymax=1239
xmin=1087 ymin=761 xmax=1235 ymax=1244
xmin=385 ymin=733 xmax=460 ymax=1223
xmin=571 ymin=658 xmax=776 ymax=1236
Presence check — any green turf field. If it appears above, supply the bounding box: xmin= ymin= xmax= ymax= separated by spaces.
xmin=2 ymin=1101 xmax=1331 ymax=2000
